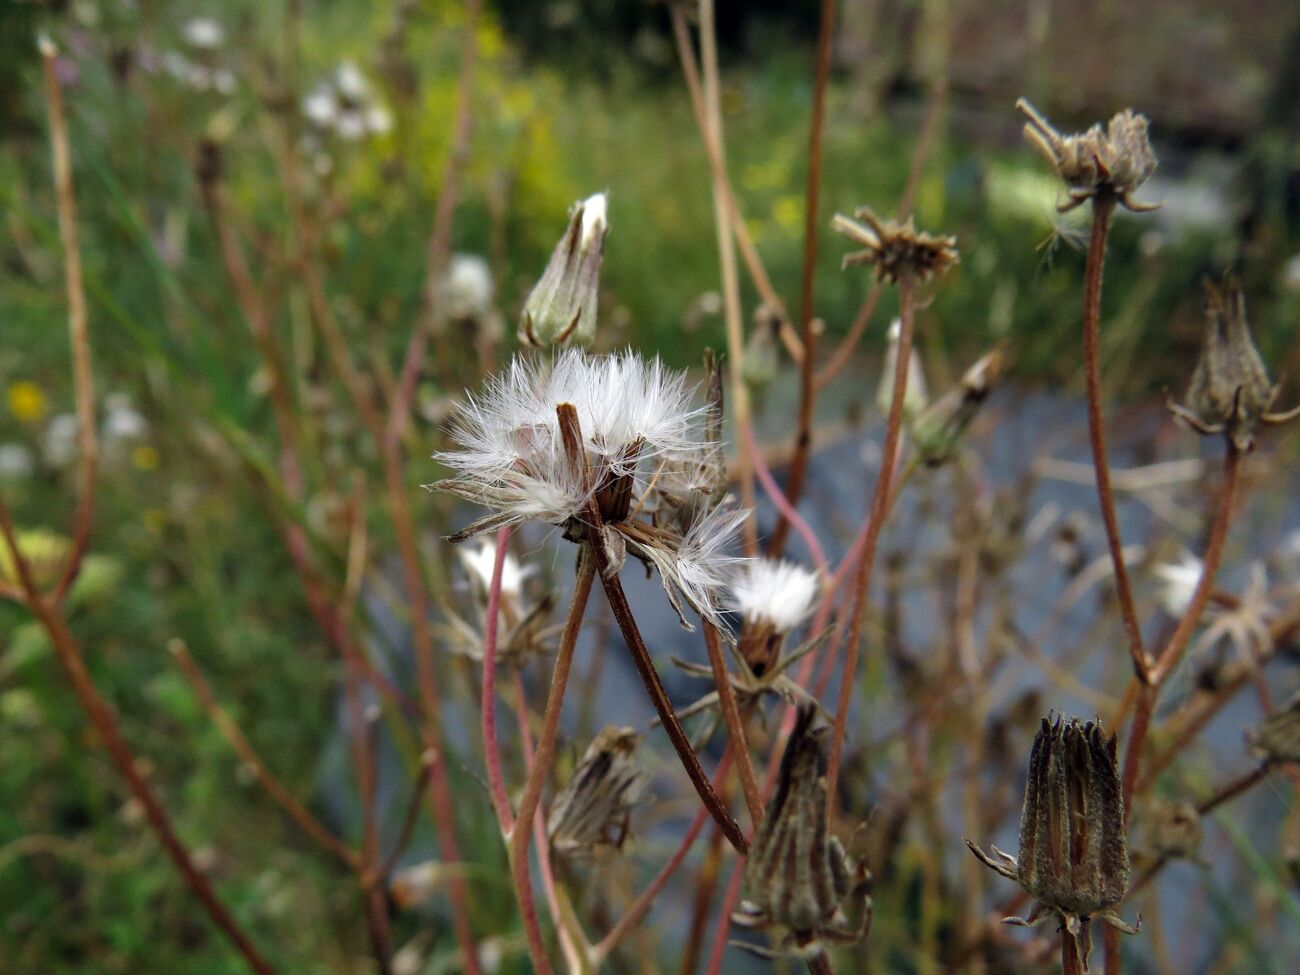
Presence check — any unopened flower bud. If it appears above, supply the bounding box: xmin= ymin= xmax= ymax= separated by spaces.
xmin=911 ymin=347 xmax=1003 ymax=466
xmin=967 ymin=716 xmax=1138 ymax=968
xmin=876 ymin=319 xmax=929 ymax=420
xmin=1252 ymin=694 xmax=1300 ymax=765
xmin=1171 ymin=277 xmax=1300 ymax=451
xmin=547 ymin=726 xmax=643 ymax=856
xmin=519 ymin=192 xmax=607 ymax=348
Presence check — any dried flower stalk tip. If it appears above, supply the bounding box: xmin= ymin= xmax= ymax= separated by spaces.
xmin=519 ymin=192 xmax=607 ymax=347
xmin=966 ymin=716 xmax=1138 ymax=970
xmin=831 ymin=208 xmax=958 ymax=285
xmin=1169 ymin=277 xmax=1300 ymax=451
xmin=546 ymin=726 xmax=644 ymax=856
xmin=1252 ymin=694 xmax=1300 ymax=765
xmin=732 ymin=705 xmax=870 ymax=958
xmin=1143 ymin=799 xmax=1203 ymax=862
xmin=1016 ymin=98 xmax=1159 ymax=213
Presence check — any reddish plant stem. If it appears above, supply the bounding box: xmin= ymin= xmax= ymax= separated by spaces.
xmin=0 ymin=503 xmax=276 ymax=975
xmin=680 ymin=818 xmax=727 ymax=975
xmin=379 ymin=750 xmax=436 ymax=879
xmin=1062 ymin=928 xmax=1084 ymax=975
xmin=768 ymin=0 xmax=837 ymax=556
xmin=741 ymin=418 xmax=828 ymax=572
xmin=482 ymin=526 xmax=517 ymax=833
xmin=1080 ymin=192 xmax=1148 ymax=683
xmin=702 ymin=623 xmax=763 ymax=826
xmin=167 ymin=639 xmax=357 ymax=869
xmin=826 ymin=277 xmax=916 ymax=801
xmin=508 ymin=550 xmax=596 ymax=975
xmin=704 ymin=853 xmax=746 ymax=975
xmin=39 ymin=41 xmax=98 ymax=606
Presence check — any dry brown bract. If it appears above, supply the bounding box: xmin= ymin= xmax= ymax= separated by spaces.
xmin=966 ymin=717 xmax=1139 ymax=970
xmin=830 ymin=208 xmax=958 ymax=285
xmin=546 ymin=726 xmax=644 ymax=856
xmin=731 ymin=705 xmax=871 ymax=959
xmin=1016 ymin=98 xmax=1159 ymax=213
xmin=1168 ymin=277 xmax=1300 ymax=451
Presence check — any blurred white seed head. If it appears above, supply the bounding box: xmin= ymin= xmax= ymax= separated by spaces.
xmin=182 ymin=17 xmax=225 ymax=50
xmin=1155 ymin=551 xmax=1202 ymax=618
xmin=458 ymin=539 xmax=526 ymax=599
xmin=441 ymin=254 xmax=495 ymax=322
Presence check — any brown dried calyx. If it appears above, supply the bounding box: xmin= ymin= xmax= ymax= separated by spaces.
xmin=1016 ymin=98 xmax=1159 ymax=213
xmin=966 ymin=716 xmax=1139 ymax=970
xmin=732 ymin=705 xmax=871 ymax=958
xmin=1168 ymin=277 xmax=1300 ymax=452
xmin=1251 ymin=693 xmax=1300 ymax=766
xmin=546 ymin=726 xmax=644 ymax=856
xmin=831 ymin=207 xmax=958 ymax=285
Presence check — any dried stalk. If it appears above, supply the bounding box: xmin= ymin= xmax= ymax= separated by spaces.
xmin=702 ymin=623 xmax=763 ymax=825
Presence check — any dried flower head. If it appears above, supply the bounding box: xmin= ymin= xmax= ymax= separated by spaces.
xmin=967 ymin=716 xmax=1138 ymax=969
xmin=1016 ymin=98 xmax=1158 ymax=213
xmin=433 ymin=349 xmax=746 ymax=628
xmin=1251 ymin=694 xmax=1300 ymax=765
xmin=831 ymin=208 xmax=958 ymax=285
xmin=546 ymin=726 xmax=644 ymax=856
xmin=732 ymin=706 xmax=870 ymax=958
xmin=1168 ymin=277 xmax=1300 ymax=451
xmin=911 ymin=347 xmax=1004 ymax=467
xmin=519 ymin=192 xmax=607 ymax=348
xmin=1143 ymin=799 xmax=1203 ymax=861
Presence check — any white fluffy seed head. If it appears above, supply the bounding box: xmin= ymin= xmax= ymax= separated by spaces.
xmin=730 ymin=558 xmax=821 ymax=634
xmin=1155 ymin=551 xmax=1202 ymax=618
xmin=579 ymin=192 xmax=608 ymax=249
xmin=671 ymin=504 xmax=751 ymax=627
xmin=458 ymin=540 xmax=526 ymax=598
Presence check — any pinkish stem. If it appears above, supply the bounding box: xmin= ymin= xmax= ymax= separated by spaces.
xmin=482 ymin=526 xmax=516 ymax=834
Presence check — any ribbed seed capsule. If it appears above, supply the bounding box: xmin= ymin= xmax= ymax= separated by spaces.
xmin=546 ymin=726 xmax=643 ymax=856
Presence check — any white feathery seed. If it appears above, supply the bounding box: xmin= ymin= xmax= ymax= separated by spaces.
xmin=458 ymin=540 xmax=527 ymax=599
xmin=1155 ymin=551 xmax=1202 ymax=618
xmin=730 ymin=558 xmax=821 ymax=634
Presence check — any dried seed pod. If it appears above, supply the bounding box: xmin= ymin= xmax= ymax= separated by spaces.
xmin=1169 ymin=278 xmax=1300 ymax=451
xmin=1143 ymin=800 xmax=1203 ymax=861
xmin=830 ymin=208 xmax=958 ymax=285
xmin=519 ymin=192 xmax=606 ymax=347
xmin=546 ymin=726 xmax=643 ymax=856
xmin=1252 ymin=694 xmax=1300 ymax=765
xmin=911 ymin=347 xmax=1004 ymax=467
xmin=967 ymin=716 xmax=1139 ymax=969
xmin=732 ymin=706 xmax=870 ymax=956
xmin=1016 ymin=98 xmax=1158 ymax=212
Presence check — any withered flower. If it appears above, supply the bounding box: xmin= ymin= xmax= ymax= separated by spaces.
xmin=1168 ymin=277 xmax=1300 ymax=451
xmin=830 ymin=208 xmax=958 ymax=285
xmin=519 ymin=192 xmax=607 ymax=348
xmin=966 ymin=716 xmax=1138 ymax=970
xmin=546 ymin=726 xmax=644 ymax=856
xmin=1251 ymin=693 xmax=1300 ymax=765
xmin=732 ymin=706 xmax=870 ymax=958
xmin=911 ymin=347 xmax=1004 ymax=467
xmin=1143 ymin=799 xmax=1203 ymax=862
xmin=1016 ymin=98 xmax=1158 ymax=213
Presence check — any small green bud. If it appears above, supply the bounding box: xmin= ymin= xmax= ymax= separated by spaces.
xmin=1252 ymin=694 xmax=1300 ymax=765
xmin=519 ymin=192 xmax=607 ymax=348
xmin=911 ymin=348 xmax=1003 ymax=466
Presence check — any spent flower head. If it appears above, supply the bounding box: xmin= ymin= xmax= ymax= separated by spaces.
xmin=547 ymin=726 xmax=644 ymax=856
xmin=911 ymin=347 xmax=1004 ymax=467
xmin=1252 ymin=693 xmax=1300 ymax=765
xmin=519 ymin=192 xmax=607 ymax=348
xmin=967 ymin=716 xmax=1138 ymax=969
xmin=1016 ymin=98 xmax=1158 ymax=213
xmin=1169 ymin=277 xmax=1300 ymax=451
xmin=831 ymin=208 xmax=958 ymax=285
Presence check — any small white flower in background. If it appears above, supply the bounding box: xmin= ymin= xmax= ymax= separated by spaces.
xmin=0 ymin=444 xmax=35 ymax=481
xmin=102 ymin=394 xmax=146 ymax=443
xmin=433 ymin=348 xmax=746 ymax=629
xmin=1155 ymin=550 xmax=1203 ymax=617
xmin=458 ymin=539 xmax=526 ymax=600
xmin=877 ymin=318 xmax=928 ymax=419
xmin=441 ymin=254 xmax=495 ymax=322
xmin=731 ymin=558 xmax=821 ymax=636
xmin=182 ymin=17 xmax=225 ymax=50
xmin=302 ymin=87 xmax=338 ymax=127
xmin=302 ymin=61 xmax=391 ymax=141
xmin=43 ymin=413 xmax=80 ymax=468
xmin=334 ymin=60 xmax=368 ymax=101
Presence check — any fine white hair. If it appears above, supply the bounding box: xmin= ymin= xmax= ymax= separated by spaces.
xmin=730 ymin=558 xmax=821 ymax=634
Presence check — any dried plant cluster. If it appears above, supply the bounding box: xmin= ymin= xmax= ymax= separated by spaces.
xmin=7 ymin=10 xmax=1300 ymax=975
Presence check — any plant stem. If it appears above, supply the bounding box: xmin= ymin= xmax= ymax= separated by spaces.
xmin=1062 ymin=927 xmax=1083 ymax=975
xmin=769 ymin=0 xmax=836 ymax=555
xmin=826 ymin=276 xmax=916 ymax=801
xmin=508 ymin=551 xmax=596 ymax=975
xmin=702 ymin=623 xmax=763 ymax=826
xmin=483 ymin=526 xmax=516 ymax=833
xmin=0 ymin=503 xmax=276 ymax=975
xmin=1080 ymin=191 xmax=1148 ymax=682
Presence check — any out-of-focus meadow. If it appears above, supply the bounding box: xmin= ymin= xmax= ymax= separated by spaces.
xmin=4 ymin=2 xmax=1300 ymax=974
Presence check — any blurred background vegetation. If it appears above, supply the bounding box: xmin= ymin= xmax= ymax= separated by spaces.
xmin=2 ymin=1 xmax=1300 ymax=972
